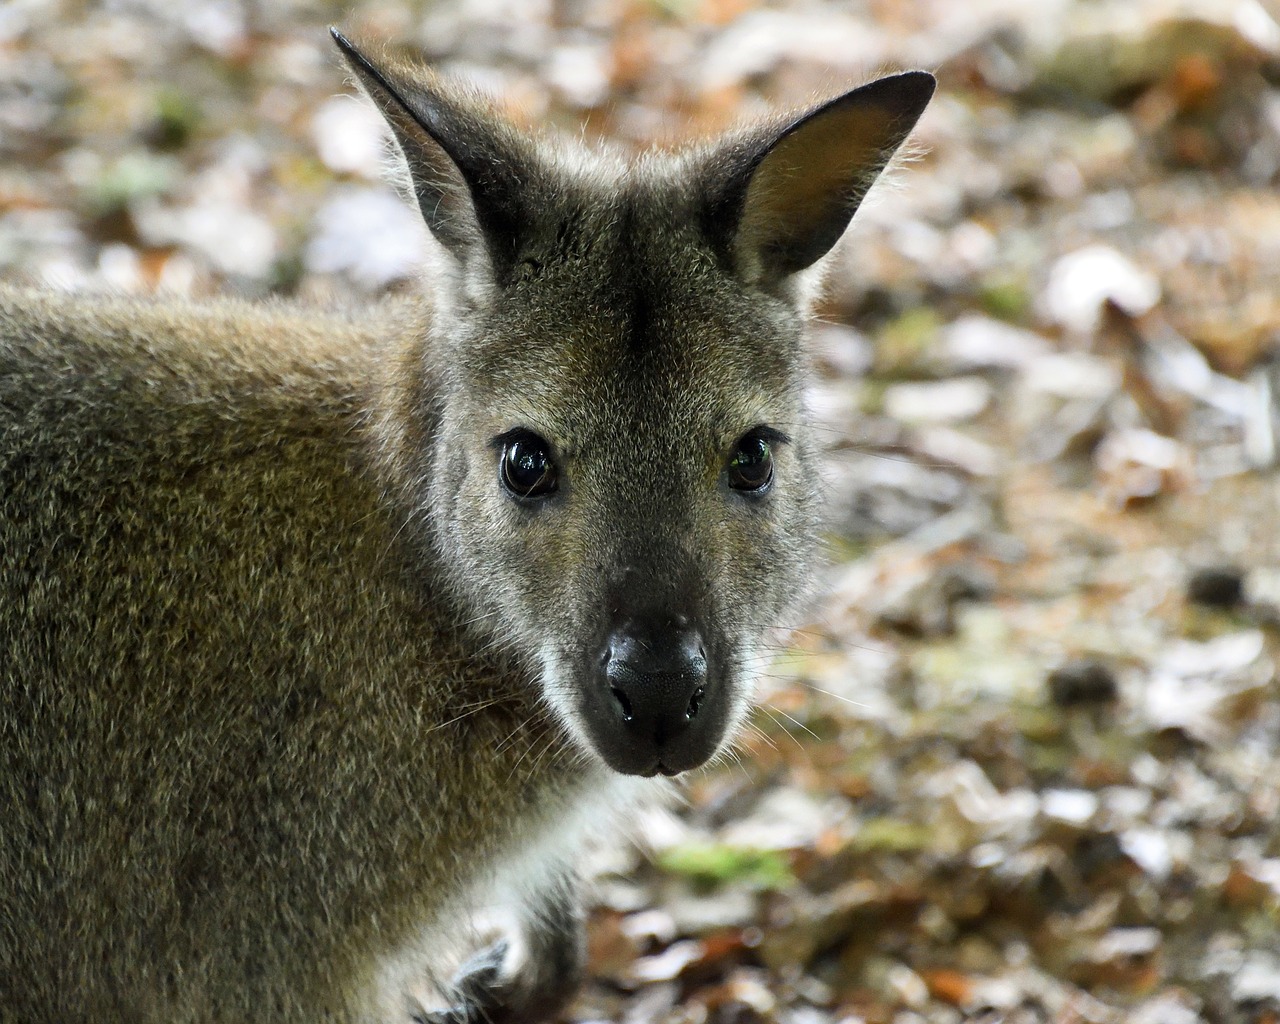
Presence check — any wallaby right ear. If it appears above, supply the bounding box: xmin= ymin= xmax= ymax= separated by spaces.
xmin=703 ymin=71 xmax=936 ymax=289
xmin=330 ymin=28 xmax=537 ymax=278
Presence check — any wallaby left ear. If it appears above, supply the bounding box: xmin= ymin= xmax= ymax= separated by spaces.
xmin=708 ymin=71 xmax=936 ymax=287
xmin=330 ymin=28 xmax=544 ymax=284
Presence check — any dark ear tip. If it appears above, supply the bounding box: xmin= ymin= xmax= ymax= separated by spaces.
xmin=329 ymin=27 xmax=382 ymax=83
xmin=881 ymin=69 xmax=937 ymax=110
xmin=904 ymin=70 xmax=938 ymax=99
xmin=329 ymin=27 xmax=370 ymax=67
xmin=898 ymin=69 xmax=937 ymax=88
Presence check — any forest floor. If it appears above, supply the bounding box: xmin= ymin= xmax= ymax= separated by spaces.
xmin=3 ymin=1 xmax=1280 ymax=1021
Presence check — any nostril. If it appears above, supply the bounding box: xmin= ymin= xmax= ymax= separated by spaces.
xmin=599 ymin=647 xmax=612 ymax=669
xmin=610 ymin=686 xmax=633 ymax=722
xmin=686 ymin=686 xmax=705 ymax=720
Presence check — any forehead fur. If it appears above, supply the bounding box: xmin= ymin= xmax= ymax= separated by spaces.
xmin=453 ymin=158 xmax=806 ymax=449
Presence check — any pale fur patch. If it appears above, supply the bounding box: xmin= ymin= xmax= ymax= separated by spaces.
xmin=358 ymin=768 xmax=670 ymax=1019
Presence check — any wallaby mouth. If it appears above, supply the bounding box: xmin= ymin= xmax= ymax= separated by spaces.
xmin=576 ymin=613 xmax=730 ymax=777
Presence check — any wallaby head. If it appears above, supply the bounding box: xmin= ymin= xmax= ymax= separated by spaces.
xmin=334 ymin=31 xmax=933 ymax=778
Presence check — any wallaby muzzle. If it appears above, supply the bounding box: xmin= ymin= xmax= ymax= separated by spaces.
xmin=583 ymin=613 xmax=721 ymax=777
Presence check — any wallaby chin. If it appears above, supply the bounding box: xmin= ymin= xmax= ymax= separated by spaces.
xmin=0 ymin=28 xmax=933 ymax=1024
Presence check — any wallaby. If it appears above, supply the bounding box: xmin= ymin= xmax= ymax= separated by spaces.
xmin=0 ymin=29 xmax=933 ymax=1024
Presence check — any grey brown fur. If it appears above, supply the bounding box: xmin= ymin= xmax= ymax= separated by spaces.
xmin=0 ymin=31 xmax=932 ymax=1023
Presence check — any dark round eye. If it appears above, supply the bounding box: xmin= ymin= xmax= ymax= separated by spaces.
xmin=727 ymin=432 xmax=774 ymax=493
xmin=500 ymin=434 xmax=558 ymax=500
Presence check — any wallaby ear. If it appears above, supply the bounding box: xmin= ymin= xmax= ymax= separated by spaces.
xmin=708 ymin=71 xmax=936 ymax=287
xmin=330 ymin=28 xmax=537 ymax=278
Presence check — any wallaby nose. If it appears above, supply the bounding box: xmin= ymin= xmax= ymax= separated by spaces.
xmin=601 ymin=616 xmax=708 ymax=772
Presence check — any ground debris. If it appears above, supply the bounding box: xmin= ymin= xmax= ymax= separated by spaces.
xmin=4 ymin=3 xmax=1280 ymax=1023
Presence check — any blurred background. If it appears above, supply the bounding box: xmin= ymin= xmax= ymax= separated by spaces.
xmin=4 ymin=0 xmax=1280 ymax=1021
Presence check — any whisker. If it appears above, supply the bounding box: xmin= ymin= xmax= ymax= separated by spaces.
xmin=417 ymin=698 xmax=509 ymax=737
xmin=754 ymin=706 xmax=810 ymax=752
xmin=797 ymin=681 xmax=874 ymax=712
xmin=741 ymin=720 xmax=778 ymax=752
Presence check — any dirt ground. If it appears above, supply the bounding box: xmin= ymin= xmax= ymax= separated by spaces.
xmin=3 ymin=1 xmax=1280 ymax=1021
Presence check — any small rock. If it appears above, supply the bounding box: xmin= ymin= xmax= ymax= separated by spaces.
xmin=811 ymin=323 xmax=874 ymax=378
xmin=1231 ymin=951 xmax=1280 ymax=1003
xmin=626 ymin=939 xmax=704 ymax=984
xmin=939 ymin=314 xmax=1052 ymax=372
xmin=1041 ymin=788 xmax=1100 ymax=826
xmin=1119 ymin=828 xmax=1176 ymax=881
xmin=305 ymin=186 xmax=426 ymax=290
xmin=1095 ymin=427 xmax=1192 ymax=506
xmin=311 ymin=96 xmax=386 ymax=178
xmin=882 ymin=376 xmax=993 ymax=424
xmin=1129 ymin=992 xmax=1204 ymax=1024
xmin=1093 ymin=927 xmax=1162 ymax=960
xmin=1047 ymin=659 xmax=1119 ymax=706
xmin=1044 ymin=244 xmax=1160 ymax=334
xmin=1186 ymin=564 xmax=1246 ymax=607
xmin=137 ymin=198 xmax=277 ymax=279
xmin=545 ymin=42 xmax=611 ymax=108
xmin=1020 ymin=351 xmax=1121 ymax=401
xmin=864 ymin=958 xmax=930 ymax=1010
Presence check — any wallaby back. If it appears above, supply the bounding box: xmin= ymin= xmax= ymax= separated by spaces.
xmin=0 ymin=32 xmax=933 ymax=1023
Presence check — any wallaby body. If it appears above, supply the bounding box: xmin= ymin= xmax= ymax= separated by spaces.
xmin=0 ymin=32 xmax=932 ymax=1023
xmin=0 ymin=292 xmax=592 ymax=1020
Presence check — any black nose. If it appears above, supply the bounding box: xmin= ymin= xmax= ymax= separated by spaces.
xmin=599 ymin=616 xmax=709 ymax=771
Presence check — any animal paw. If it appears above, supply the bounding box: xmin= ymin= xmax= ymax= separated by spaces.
xmin=409 ymin=941 xmax=513 ymax=1024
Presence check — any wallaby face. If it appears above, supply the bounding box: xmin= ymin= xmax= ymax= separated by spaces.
xmin=336 ymin=32 xmax=935 ymax=778
xmin=430 ymin=202 xmax=820 ymax=777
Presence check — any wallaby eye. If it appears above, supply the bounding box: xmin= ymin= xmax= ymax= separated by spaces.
xmin=499 ymin=433 xmax=558 ymax=500
xmin=727 ymin=431 xmax=775 ymax=493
